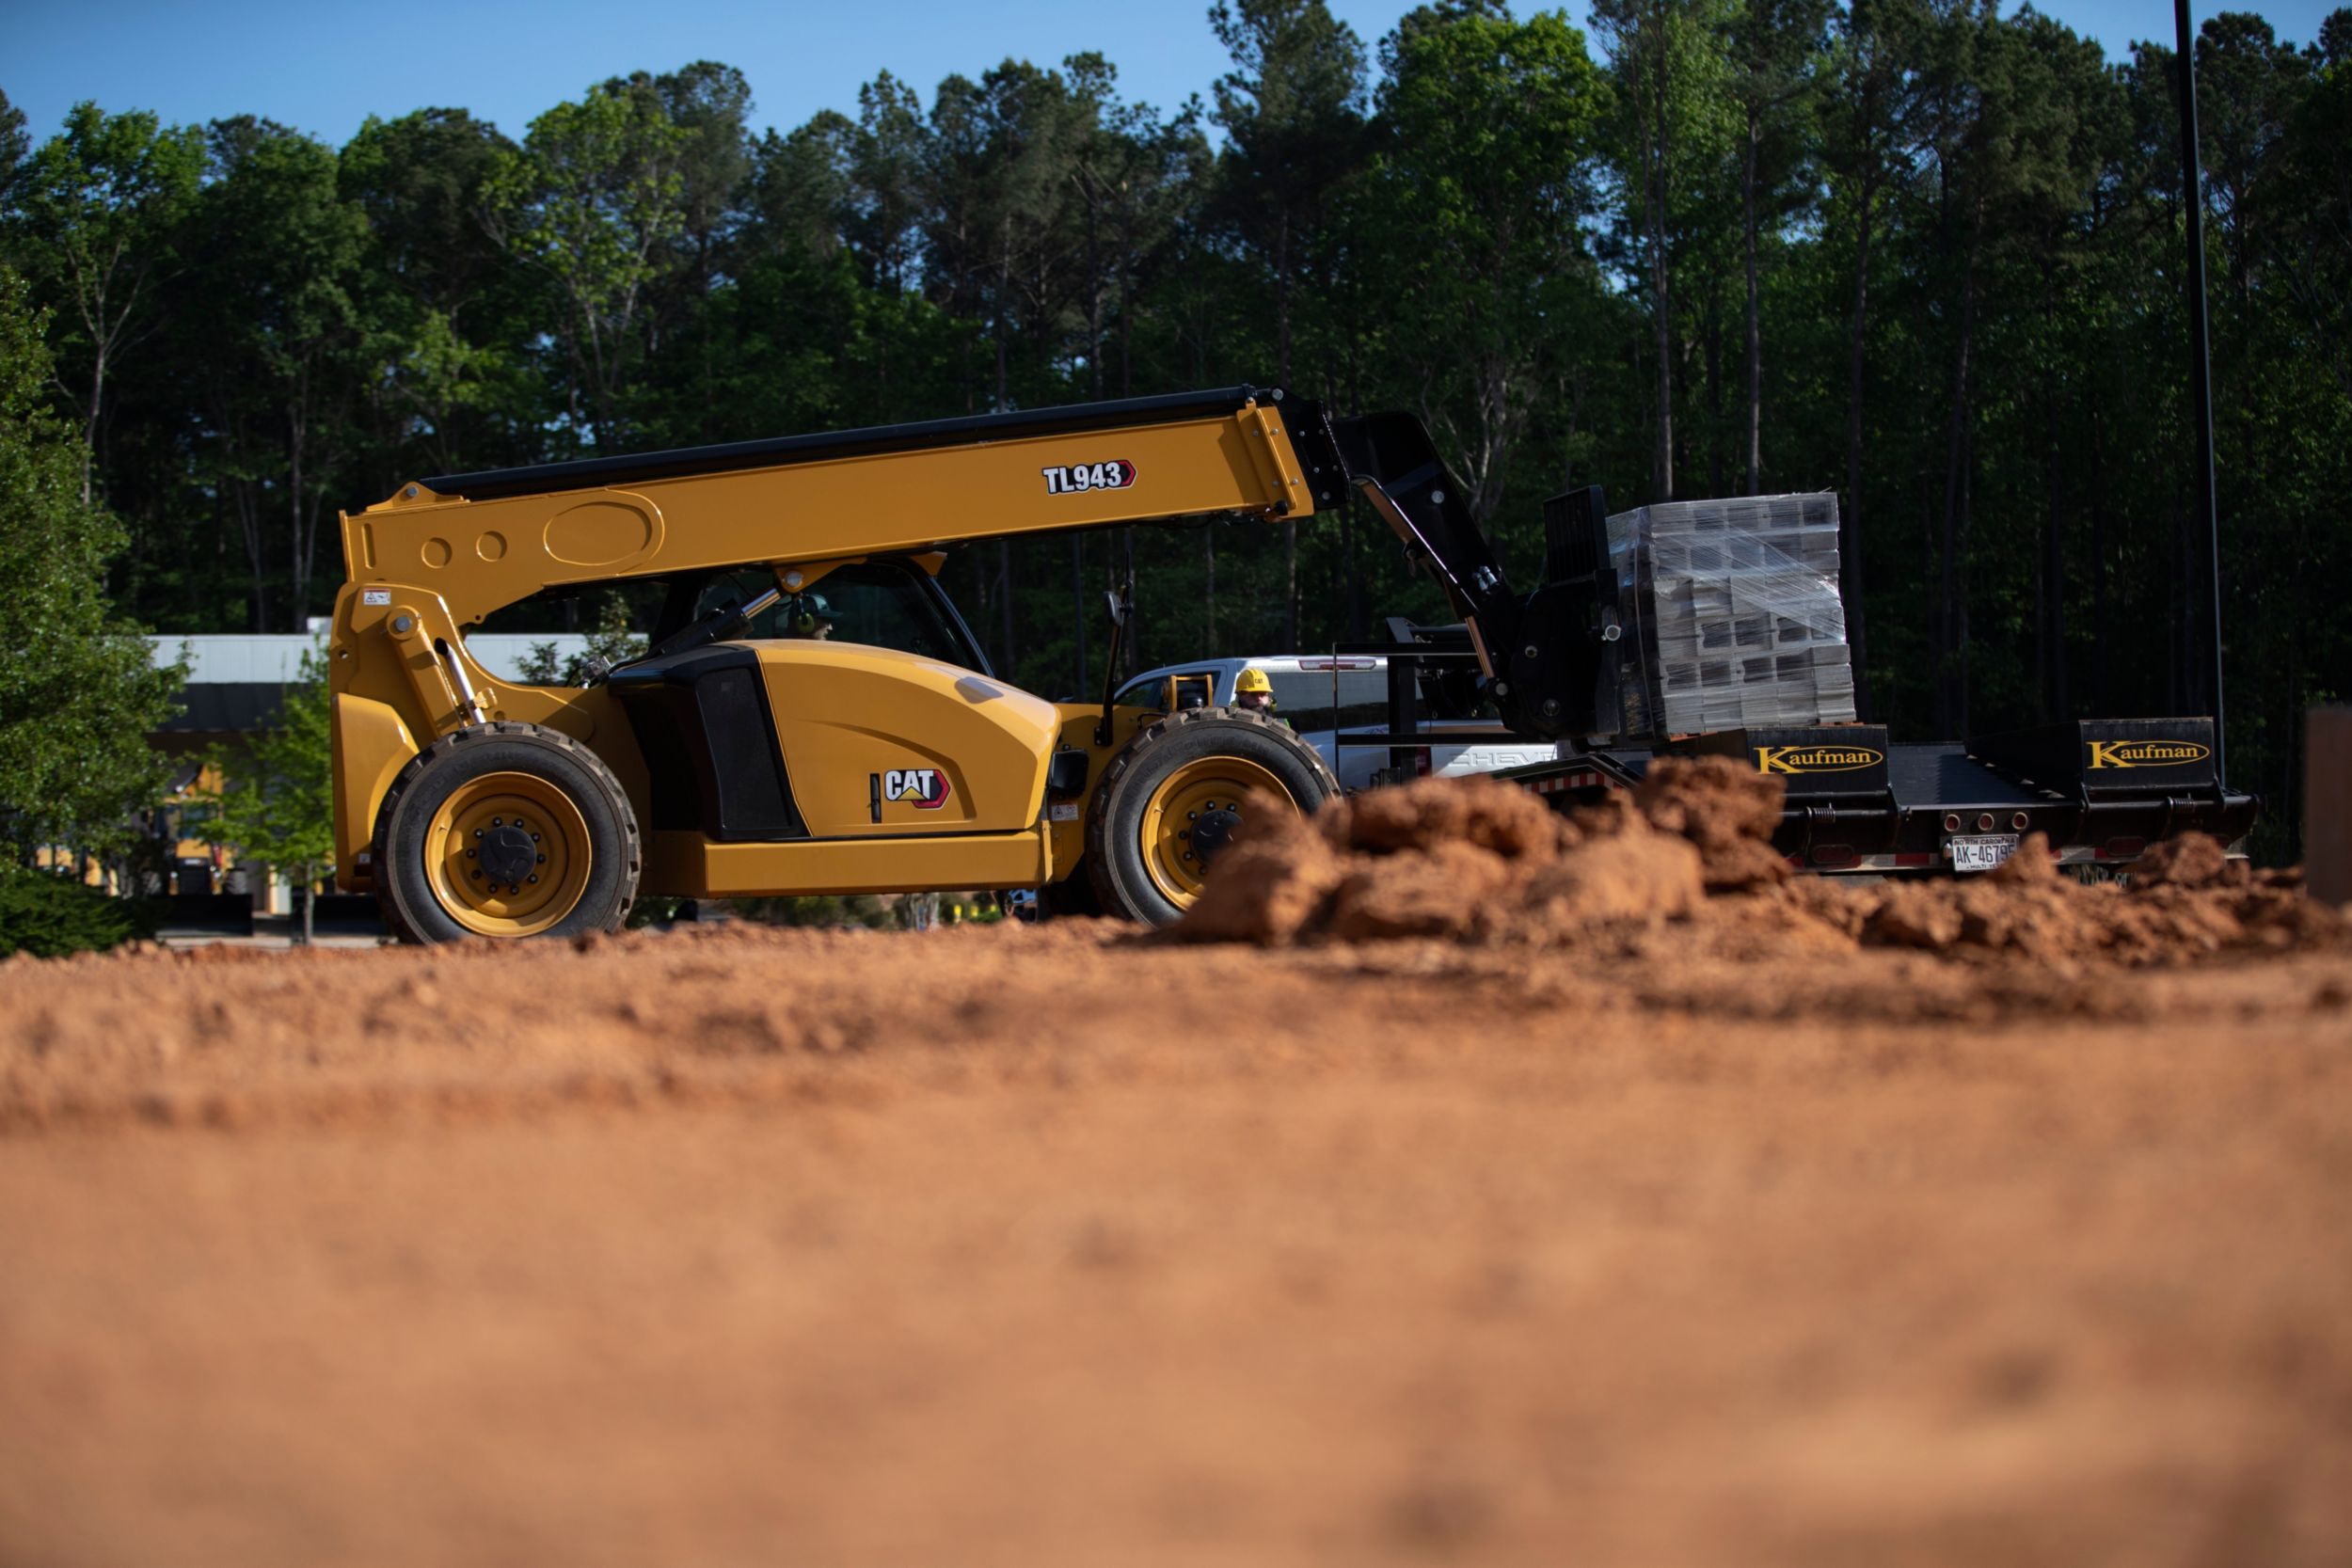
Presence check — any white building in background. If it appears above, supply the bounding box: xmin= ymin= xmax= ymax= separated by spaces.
xmin=148 ymin=633 xmax=594 ymax=746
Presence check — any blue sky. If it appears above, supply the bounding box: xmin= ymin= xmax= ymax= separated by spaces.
xmin=2 ymin=0 xmax=2339 ymax=150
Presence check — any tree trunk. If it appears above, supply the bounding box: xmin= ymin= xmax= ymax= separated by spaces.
xmin=1742 ymin=112 xmax=1763 ymax=495
xmin=993 ymin=260 xmax=1015 ymax=673
xmin=1649 ymin=17 xmax=1676 ymax=501
xmin=2088 ymin=403 xmax=2110 ymax=713
xmin=1071 ymin=536 xmax=1089 ymax=695
xmin=1705 ymin=296 xmax=1725 ymax=500
xmin=1935 ymin=227 xmax=1981 ymax=737
xmin=997 ymin=542 xmax=1017 ymax=676
xmin=2038 ymin=271 xmax=2068 ymax=721
xmin=82 ymin=341 xmax=106 ymax=508
xmin=1276 ymin=214 xmax=1298 ymax=649
xmin=1842 ymin=162 xmax=1877 ymax=719
xmin=1121 ymin=527 xmax=1139 ymax=676
xmin=1203 ymin=530 xmax=1217 ymax=657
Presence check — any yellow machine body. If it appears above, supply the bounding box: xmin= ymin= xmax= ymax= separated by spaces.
xmin=327 ymin=391 xmax=1318 ymax=906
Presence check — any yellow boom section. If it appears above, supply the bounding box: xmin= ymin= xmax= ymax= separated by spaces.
xmin=340 ymin=395 xmax=1311 ymax=629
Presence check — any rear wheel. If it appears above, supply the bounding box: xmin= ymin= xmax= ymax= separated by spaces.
xmin=373 ymin=722 xmax=641 ymax=943
xmin=1086 ymin=707 xmax=1338 ymax=925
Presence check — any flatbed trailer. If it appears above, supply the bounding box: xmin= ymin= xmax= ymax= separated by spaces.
xmin=1331 ymin=632 xmax=2256 ymax=874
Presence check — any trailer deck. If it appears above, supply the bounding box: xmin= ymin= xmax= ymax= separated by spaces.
xmin=1331 ymin=629 xmax=2256 ymax=874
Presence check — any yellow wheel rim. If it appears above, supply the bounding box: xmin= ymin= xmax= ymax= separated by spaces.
xmin=422 ymin=772 xmax=594 ymax=938
xmin=1138 ymin=755 xmax=1294 ymax=909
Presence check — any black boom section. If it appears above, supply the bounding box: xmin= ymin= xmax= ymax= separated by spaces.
xmin=608 ymin=645 xmax=806 ymax=841
xmin=1310 ymin=406 xmax=1625 ymax=739
xmin=1318 ymin=409 xmax=1525 ymax=641
xmin=424 ymin=386 xmax=1272 ymax=501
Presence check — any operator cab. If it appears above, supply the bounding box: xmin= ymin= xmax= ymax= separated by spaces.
xmin=660 ymin=556 xmax=992 ymax=675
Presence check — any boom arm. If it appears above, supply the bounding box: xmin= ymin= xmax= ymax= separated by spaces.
xmin=339 ymin=386 xmax=1327 ymax=632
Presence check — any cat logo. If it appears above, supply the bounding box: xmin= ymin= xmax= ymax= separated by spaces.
xmin=1754 ymin=744 xmax=1884 ymax=774
xmin=2087 ymin=738 xmax=2211 ymax=768
xmin=878 ymin=767 xmax=952 ymax=809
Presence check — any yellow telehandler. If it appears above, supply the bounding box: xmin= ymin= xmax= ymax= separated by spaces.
xmin=328 ymin=386 xmax=1619 ymax=942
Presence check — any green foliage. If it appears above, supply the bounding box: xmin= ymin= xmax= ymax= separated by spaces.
xmin=731 ymin=894 xmax=893 ymax=928
xmin=486 ymin=76 xmax=693 ymax=448
xmin=519 ymin=592 xmax=648 ymax=685
xmin=191 ymin=645 xmax=336 ymax=898
xmin=3 ymin=102 xmax=203 ymax=499
xmin=0 ymin=863 xmax=154 ymax=958
xmin=1366 ymin=5 xmax=1611 ymax=518
xmin=0 ymin=266 xmax=183 ymax=858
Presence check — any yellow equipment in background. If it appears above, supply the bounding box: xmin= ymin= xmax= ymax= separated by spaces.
xmin=329 ymin=388 xmax=1351 ymax=942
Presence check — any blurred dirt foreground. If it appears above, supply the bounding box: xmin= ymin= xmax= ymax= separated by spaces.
xmin=6 ymin=774 xmax=2352 ymax=1566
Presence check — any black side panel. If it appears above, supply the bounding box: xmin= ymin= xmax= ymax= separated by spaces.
xmin=1678 ymin=725 xmax=1893 ymax=802
xmin=609 ymin=645 xmax=805 ymax=841
xmin=1971 ymin=718 xmax=2219 ymax=799
xmin=422 ymin=386 xmax=1269 ymax=502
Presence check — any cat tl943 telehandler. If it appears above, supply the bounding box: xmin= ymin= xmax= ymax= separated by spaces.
xmin=328 ymin=386 xmax=1608 ymax=942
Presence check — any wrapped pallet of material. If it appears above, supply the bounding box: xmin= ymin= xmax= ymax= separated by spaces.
xmin=1605 ymin=493 xmax=1856 ymax=738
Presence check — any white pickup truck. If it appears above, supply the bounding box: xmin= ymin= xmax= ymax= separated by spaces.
xmin=1114 ymin=656 xmax=1562 ymax=792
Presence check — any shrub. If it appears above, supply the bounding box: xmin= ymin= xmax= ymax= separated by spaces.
xmin=0 ymin=864 xmax=154 ymax=957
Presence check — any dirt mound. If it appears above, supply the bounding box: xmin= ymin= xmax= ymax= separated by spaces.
xmin=1176 ymin=762 xmax=2347 ymax=966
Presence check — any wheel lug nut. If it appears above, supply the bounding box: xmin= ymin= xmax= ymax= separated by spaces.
xmin=470 ymin=869 xmax=482 ymax=879
xmin=1178 ymin=830 xmax=1189 ymax=839
xmin=528 ymin=874 xmax=539 ymax=884
xmin=531 ymin=832 xmax=540 ymax=843
xmin=473 ymin=829 xmax=484 ymax=838
xmin=492 ymin=817 xmax=502 ymax=827
xmin=535 ymin=853 xmax=547 ymax=863
xmin=466 ymin=848 xmax=476 ymax=858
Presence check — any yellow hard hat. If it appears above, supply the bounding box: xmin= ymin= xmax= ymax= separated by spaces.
xmin=1233 ymin=667 xmax=1274 ymax=696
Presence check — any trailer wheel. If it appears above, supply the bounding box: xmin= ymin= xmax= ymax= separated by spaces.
xmin=373 ymin=722 xmax=641 ymax=943
xmin=1086 ymin=707 xmax=1339 ymax=926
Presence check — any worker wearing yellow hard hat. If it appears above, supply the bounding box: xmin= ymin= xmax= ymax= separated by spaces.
xmin=1232 ymin=667 xmax=1289 ymax=727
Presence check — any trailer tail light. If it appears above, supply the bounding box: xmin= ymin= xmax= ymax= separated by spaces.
xmin=1893 ymin=852 xmax=1935 ymax=869
xmin=1975 ymin=813 xmax=1996 ymax=832
xmin=2100 ymin=835 xmax=2147 ymax=862
xmin=1809 ymin=844 xmax=1858 ymax=868
xmin=1416 ymin=747 xmax=1433 ymax=777
xmin=2010 ymin=812 xmax=2030 ymax=832
xmin=1942 ymin=814 xmax=1963 ymax=832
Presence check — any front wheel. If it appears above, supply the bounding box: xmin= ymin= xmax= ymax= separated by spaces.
xmin=1085 ymin=707 xmax=1338 ymax=925
xmin=373 ymin=722 xmax=641 ymax=943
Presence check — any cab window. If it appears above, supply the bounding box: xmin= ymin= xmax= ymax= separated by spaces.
xmin=1265 ymin=670 xmax=1391 ymax=731
xmin=699 ymin=561 xmax=982 ymax=667
xmin=1115 ymin=672 xmax=1216 ymax=710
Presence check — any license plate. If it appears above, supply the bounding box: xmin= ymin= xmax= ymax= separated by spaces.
xmin=1948 ymin=833 xmax=2019 ymax=873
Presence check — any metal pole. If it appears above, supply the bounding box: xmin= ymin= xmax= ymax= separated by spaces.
xmin=2174 ymin=0 xmax=2227 ymax=786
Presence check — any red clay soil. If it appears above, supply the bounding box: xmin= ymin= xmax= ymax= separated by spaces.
xmin=4 ymin=769 xmax=2351 ymax=1566
xmin=1178 ymin=761 xmax=2344 ymax=969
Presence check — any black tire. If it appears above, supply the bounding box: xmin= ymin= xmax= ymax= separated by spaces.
xmin=1085 ymin=706 xmax=1338 ymax=926
xmin=373 ymin=721 xmax=641 ymax=944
